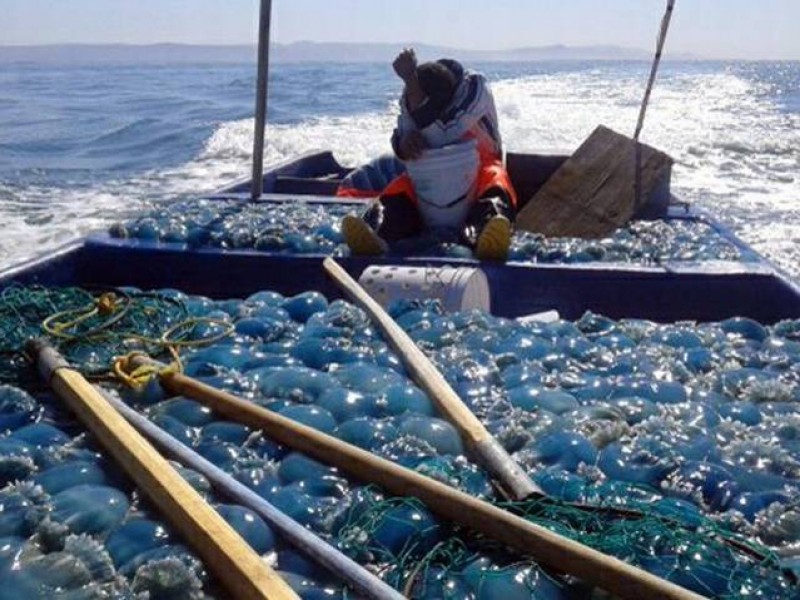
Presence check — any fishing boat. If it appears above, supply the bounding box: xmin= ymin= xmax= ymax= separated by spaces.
xmin=1 ymin=2 xmax=800 ymax=599
xmin=6 ymin=146 xmax=800 ymax=323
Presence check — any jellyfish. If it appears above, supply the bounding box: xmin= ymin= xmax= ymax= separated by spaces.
xmin=599 ymin=443 xmax=675 ymax=489
xmin=532 ymin=432 xmax=598 ymax=472
xmin=148 ymin=398 xmax=214 ymax=428
xmin=258 ymin=368 xmax=338 ymax=405
xmin=282 ymin=292 xmax=328 ymax=323
xmin=0 ymin=481 xmax=49 ymax=538
xmin=333 ymin=364 xmax=405 ymax=395
xmin=0 ymin=386 xmax=43 ymax=433
xmin=335 ymin=418 xmax=399 ymax=451
xmin=10 ymin=422 xmax=72 ymax=449
xmin=131 ymin=555 xmax=205 ymax=599
xmin=665 ymin=461 xmax=739 ymax=511
xmin=32 ymin=460 xmax=109 ymax=495
xmin=368 ymin=502 xmax=442 ymax=559
xmin=277 ymin=405 xmax=337 ymax=434
xmin=216 ymin=504 xmax=276 ymax=555
xmin=506 ymin=387 xmax=579 ymax=415
xmin=379 ymin=384 xmax=436 ymax=418
xmin=721 ymin=317 xmax=768 ymax=342
xmin=397 ymin=416 xmax=463 ymax=456
xmin=0 ymin=534 xmax=121 ymax=599
xmin=42 ymin=484 xmax=130 ymax=542
xmin=278 ymin=453 xmax=337 ymax=485
xmin=0 ymin=438 xmax=36 ymax=485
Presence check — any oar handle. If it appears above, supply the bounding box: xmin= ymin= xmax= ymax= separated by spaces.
xmin=126 ymin=355 xmax=704 ymax=600
xmin=28 ymin=340 xmax=299 ymax=600
xmin=323 ymin=257 xmax=542 ymax=500
xmin=102 ymin=387 xmax=404 ymax=600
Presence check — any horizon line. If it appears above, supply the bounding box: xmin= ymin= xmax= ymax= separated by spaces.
xmin=0 ymin=41 xmax=797 ymax=62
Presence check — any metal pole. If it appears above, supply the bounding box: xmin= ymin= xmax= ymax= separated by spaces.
xmin=634 ymin=0 xmax=676 ymax=208
xmin=251 ymin=0 xmax=273 ymax=200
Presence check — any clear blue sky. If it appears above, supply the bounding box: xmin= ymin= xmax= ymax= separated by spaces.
xmin=3 ymin=0 xmax=799 ymax=60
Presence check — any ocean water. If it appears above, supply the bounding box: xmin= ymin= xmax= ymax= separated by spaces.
xmin=0 ymin=60 xmax=798 ymax=274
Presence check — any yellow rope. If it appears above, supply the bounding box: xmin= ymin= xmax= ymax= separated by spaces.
xmin=40 ymin=290 xmax=235 ymax=389
xmin=112 ymin=351 xmax=182 ymax=390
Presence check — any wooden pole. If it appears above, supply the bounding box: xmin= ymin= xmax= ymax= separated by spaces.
xmin=129 ymin=355 xmax=702 ymax=600
xmin=100 ymin=386 xmax=404 ymax=600
xmin=28 ymin=340 xmax=298 ymax=600
xmin=251 ymin=0 xmax=273 ymax=200
xmin=323 ymin=257 xmax=541 ymax=501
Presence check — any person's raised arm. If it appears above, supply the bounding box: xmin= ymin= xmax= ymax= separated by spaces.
xmin=393 ymin=48 xmax=425 ymax=111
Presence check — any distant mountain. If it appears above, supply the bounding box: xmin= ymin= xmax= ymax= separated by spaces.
xmin=272 ymin=41 xmax=656 ymax=62
xmin=0 ymin=42 xmax=670 ymax=65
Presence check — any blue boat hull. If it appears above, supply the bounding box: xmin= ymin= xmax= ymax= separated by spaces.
xmin=2 ymin=151 xmax=799 ymax=324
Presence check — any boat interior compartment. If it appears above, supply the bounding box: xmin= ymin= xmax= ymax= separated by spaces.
xmin=2 ymin=236 xmax=799 ymax=325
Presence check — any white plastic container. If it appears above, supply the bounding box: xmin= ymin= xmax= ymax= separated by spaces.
xmin=358 ymin=264 xmax=490 ymax=313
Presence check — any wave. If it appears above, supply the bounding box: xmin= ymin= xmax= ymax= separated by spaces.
xmin=1 ymin=64 xmax=798 ymax=277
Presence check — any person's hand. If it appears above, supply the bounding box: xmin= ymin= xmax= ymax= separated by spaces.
xmin=393 ymin=48 xmax=418 ymax=82
xmin=399 ymin=130 xmax=427 ymax=160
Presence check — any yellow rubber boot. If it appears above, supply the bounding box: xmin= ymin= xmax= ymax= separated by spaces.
xmin=475 ymin=215 xmax=511 ymax=261
xmin=342 ymin=215 xmax=388 ymax=256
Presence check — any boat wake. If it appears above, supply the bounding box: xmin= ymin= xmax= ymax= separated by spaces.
xmin=1 ymin=62 xmax=797 ymax=276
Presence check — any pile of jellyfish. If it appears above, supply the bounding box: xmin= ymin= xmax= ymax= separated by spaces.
xmin=110 ymin=287 xmax=800 ymax=598
xmin=0 ymin=385 xmax=350 ymax=599
xmin=108 ymin=198 xmax=749 ymax=264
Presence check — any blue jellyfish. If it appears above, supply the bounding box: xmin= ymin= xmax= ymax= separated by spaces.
xmin=258 ymin=368 xmax=338 ymax=404
xmin=216 ymin=504 xmax=276 ymax=554
xmin=33 ymin=460 xmax=109 ymax=495
xmin=45 ymin=484 xmax=130 ymax=539
xmin=282 ymin=292 xmax=328 ymax=323
xmin=534 ymin=432 xmax=598 ymax=472
xmin=398 ymin=416 xmax=464 ymax=456
xmin=0 ymin=386 xmax=43 ymax=433
xmin=278 ymin=405 xmax=337 ymax=434
xmin=335 ymin=418 xmax=399 ymax=451
xmin=106 ymin=518 xmax=172 ymax=568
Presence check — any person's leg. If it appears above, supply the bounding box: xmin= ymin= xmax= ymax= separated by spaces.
xmin=342 ymin=174 xmax=423 ymax=255
xmin=461 ymin=162 xmax=517 ymax=260
xmin=461 ymin=192 xmax=514 ymax=260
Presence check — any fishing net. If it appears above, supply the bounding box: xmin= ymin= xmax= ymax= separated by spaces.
xmin=333 ymin=484 xmax=797 ymax=599
xmin=0 ymin=284 xmax=228 ymax=383
xmin=0 ymin=284 xmax=797 ymax=598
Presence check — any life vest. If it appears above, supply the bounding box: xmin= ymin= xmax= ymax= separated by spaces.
xmin=337 ymin=154 xmax=406 ymax=198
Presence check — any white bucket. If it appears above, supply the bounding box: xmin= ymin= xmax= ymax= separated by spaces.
xmin=358 ymin=264 xmax=490 ymax=313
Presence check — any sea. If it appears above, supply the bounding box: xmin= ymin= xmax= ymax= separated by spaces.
xmin=0 ymin=60 xmax=798 ymax=276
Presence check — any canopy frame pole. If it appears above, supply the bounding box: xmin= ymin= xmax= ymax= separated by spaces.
xmin=634 ymin=0 xmax=676 ymax=207
xmin=251 ymin=0 xmax=273 ymax=200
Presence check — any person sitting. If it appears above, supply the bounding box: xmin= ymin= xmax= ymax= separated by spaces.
xmin=339 ymin=48 xmax=517 ymax=260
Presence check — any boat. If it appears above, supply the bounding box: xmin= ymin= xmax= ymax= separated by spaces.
xmin=2 ymin=2 xmax=800 ymax=599
xmin=7 ymin=147 xmax=800 ymax=324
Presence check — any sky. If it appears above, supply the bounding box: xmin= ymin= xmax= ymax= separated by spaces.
xmin=2 ymin=0 xmax=799 ymax=60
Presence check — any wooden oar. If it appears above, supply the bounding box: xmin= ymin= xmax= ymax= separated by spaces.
xmin=99 ymin=385 xmax=404 ymax=600
xmin=124 ymin=354 xmax=702 ymax=600
xmin=27 ymin=340 xmax=299 ymax=600
xmin=322 ymin=257 xmax=541 ymax=501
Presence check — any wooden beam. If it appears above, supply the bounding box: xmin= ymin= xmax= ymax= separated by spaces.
xmin=323 ymin=257 xmax=541 ymax=501
xmin=515 ymin=125 xmax=673 ymax=238
xmin=28 ymin=341 xmax=298 ymax=600
xmin=133 ymin=356 xmax=703 ymax=600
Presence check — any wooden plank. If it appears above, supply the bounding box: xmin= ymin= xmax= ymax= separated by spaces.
xmin=31 ymin=342 xmax=298 ymax=600
xmin=323 ymin=257 xmax=540 ymax=501
xmin=515 ymin=125 xmax=673 ymax=238
xmin=134 ymin=358 xmax=704 ymax=600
